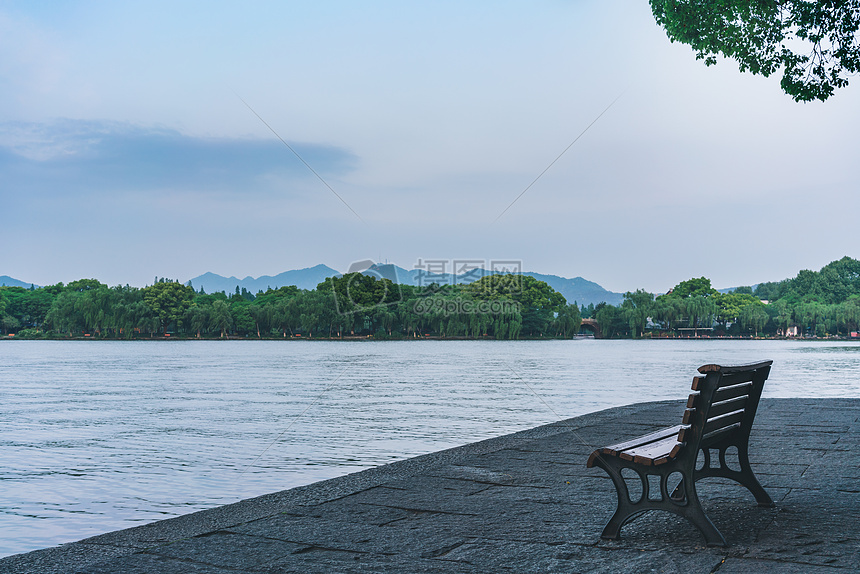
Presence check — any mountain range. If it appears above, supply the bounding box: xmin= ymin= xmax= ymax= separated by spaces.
xmin=186 ymin=264 xmax=625 ymax=307
xmin=188 ymin=265 xmax=340 ymax=295
xmin=0 ymin=275 xmax=37 ymax=288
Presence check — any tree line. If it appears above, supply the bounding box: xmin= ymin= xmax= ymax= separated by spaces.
xmin=5 ymin=256 xmax=859 ymax=340
xmin=585 ymin=257 xmax=860 ymax=339
xmin=0 ymin=274 xmax=582 ymax=340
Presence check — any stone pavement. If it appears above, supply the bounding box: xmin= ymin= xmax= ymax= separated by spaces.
xmin=1 ymin=398 xmax=857 ymax=573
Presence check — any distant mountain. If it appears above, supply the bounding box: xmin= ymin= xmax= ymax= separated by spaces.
xmin=0 ymin=275 xmax=37 ymax=288
xmin=717 ymin=284 xmax=759 ymax=294
xmin=362 ymin=264 xmax=624 ymax=307
xmin=186 ymin=263 xmax=624 ymax=307
xmin=187 ymin=264 xmax=341 ymax=294
xmin=522 ymin=272 xmax=624 ymax=307
xmin=361 ymin=263 xmax=494 ymax=288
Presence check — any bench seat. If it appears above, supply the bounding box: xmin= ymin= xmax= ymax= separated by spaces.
xmin=588 ymin=425 xmax=689 ymax=466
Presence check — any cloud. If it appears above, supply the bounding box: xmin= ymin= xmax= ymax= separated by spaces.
xmin=0 ymin=119 xmax=358 ymax=196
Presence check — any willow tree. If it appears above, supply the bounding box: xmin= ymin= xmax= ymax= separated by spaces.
xmin=209 ymin=300 xmax=233 ymax=338
xmin=741 ymin=301 xmax=770 ymax=337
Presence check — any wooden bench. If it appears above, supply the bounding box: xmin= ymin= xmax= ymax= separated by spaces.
xmin=586 ymin=361 xmax=774 ymax=546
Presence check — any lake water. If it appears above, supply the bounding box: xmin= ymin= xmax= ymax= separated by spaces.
xmin=1 ymin=339 xmax=859 ymax=557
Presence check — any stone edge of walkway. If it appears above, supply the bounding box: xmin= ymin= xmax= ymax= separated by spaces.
xmin=0 ymin=400 xmax=671 ymax=572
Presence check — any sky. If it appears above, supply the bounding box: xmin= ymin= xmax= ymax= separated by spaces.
xmin=1 ymin=0 xmax=858 ymax=294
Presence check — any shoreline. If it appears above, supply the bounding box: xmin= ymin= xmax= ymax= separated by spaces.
xmin=3 ymin=334 xmax=859 ymax=342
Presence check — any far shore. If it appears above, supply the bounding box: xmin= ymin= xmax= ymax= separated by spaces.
xmin=3 ymin=334 xmax=859 ymax=342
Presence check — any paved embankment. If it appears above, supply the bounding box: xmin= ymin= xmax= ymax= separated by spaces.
xmin=1 ymin=398 xmax=857 ymax=573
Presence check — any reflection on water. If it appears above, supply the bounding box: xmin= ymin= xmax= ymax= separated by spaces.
xmin=1 ymin=339 xmax=858 ymax=557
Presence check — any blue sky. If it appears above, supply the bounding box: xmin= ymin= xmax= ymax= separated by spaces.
xmin=1 ymin=1 xmax=858 ymax=293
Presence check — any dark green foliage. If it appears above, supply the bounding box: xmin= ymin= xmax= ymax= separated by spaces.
xmin=2 ymin=272 xmax=576 ymax=339
xmin=650 ymin=0 xmax=860 ymax=101
xmin=592 ymin=257 xmax=860 ymax=338
xmin=7 ymin=257 xmax=860 ymax=339
xmin=321 ymin=272 xmax=401 ymax=316
xmin=230 ymin=302 xmax=255 ymax=335
xmin=553 ymin=304 xmax=583 ymax=338
xmin=209 ymin=300 xmax=233 ymax=337
xmin=753 ymin=256 xmax=860 ymax=305
xmin=253 ymin=285 xmax=300 ymax=306
xmin=142 ymin=281 xmax=194 ymax=334
xmin=622 ymin=289 xmax=654 ymax=338
xmin=668 ymin=277 xmax=718 ymax=299
xmin=580 ymin=302 xmax=595 ymax=319
xmin=594 ymin=303 xmax=626 ymax=339
xmin=468 ymin=275 xmax=566 ymax=336
xmin=66 ymin=279 xmax=105 ymax=292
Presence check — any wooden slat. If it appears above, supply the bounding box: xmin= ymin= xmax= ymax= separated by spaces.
xmin=620 ymin=435 xmax=683 ymax=465
xmin=703 ymin=410 xmax=744 ymax=435
xmin=716 ymin=372 xmax=756 ymax=388
xmin=603 ymin=425 xmax=685 ymax=456
xmin=714 ymin=381 xmax=753 ymax=402
xmin=653 ymin=442 xmax=684 ymax=465
xmin=682 ymin=408 xmax=695 ymax=425
xmin=691 ymin=376 xmax=705 ymax=391
xmin=686 ymin=393 xmax=698 ymax=409
xmin=697 ymin=360 xmax=772 ymax=374
xmin=702 ymin=422 xmax=741 ymax=442
xmin=709 ymin=395 xmax=748 ymax=418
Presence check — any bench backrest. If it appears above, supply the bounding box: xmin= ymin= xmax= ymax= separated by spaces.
xmin=679 ymin=361 xmax=772 ymax=452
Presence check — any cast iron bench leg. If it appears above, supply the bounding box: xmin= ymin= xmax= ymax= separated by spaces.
xmin=594 ymin=458 xmax=638 ymax=540
xmin=735 ymin=445 xmax=775 ymax=507
xmin=595 ymin=456 xmax=728 ymax=547
xmin=678 ymin=479 xmax=728 ymax=547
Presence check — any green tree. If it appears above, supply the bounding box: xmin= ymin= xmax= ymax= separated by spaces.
xmin=622 ymin=289 xmax=654 ymax=338
xmin=2 ymin=314 xmax=20 ymax=335
xmin=142 ymin=281 xmax=194 ymax=334
xmin=650 ymin=0 xmax=860 ymax=101
xmin=75 ymin=287 xmax=112 ymax=336
xmin=230 ymin=302 xmax=255 ymax=336
xmin=714 ymin=291 xmax=759 ymax=330
xmin=185 ymin=305 xmax=210 ymax=338
xmin=669 ymin=277 xmax=718 ymax=299
xmin=653 ymin=295 xmax=683 ymax=333
xmin=684 ymin=295 xmax=718 ymax=337
xmin=553 ymin=303 xmax=583 ymax=338
xmin=274 ymin=297 xmax=300 ymax=337
xmin=66 ymin=279 xmax=105 ymax=292
xmin=321 ymin=273 xmax=400 ymax=316
xmin=254 ymin=285 xmax=300 ymax=307
xmin=840 ymin=296 xmax=860 ymax=333
xmin=248 ymin=303 xmax=274 ymax=338
xmin=740 ymin=301 xmax=769 ymax=337
xmin=299 ymin=307 xmax=320 ymax=338
xmin=469 ymin=275 xmax=565 ymax=336
xmin=209 ymin=300 xmax=233 ymax=338
xmin=772 ymin=299 xmax=794 ymax=334
xmin=44 ymin=292 xmax=83 ymax=336
xmin=594 ymin=303 xmax=625 ymax=339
